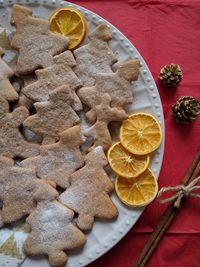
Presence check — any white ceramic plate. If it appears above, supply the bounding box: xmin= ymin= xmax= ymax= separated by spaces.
xmin=0 ymin=1 xmax=165 ymax=267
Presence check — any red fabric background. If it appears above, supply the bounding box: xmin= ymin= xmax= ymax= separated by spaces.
xmin=69 ymin=0 xmax=200 ymax=266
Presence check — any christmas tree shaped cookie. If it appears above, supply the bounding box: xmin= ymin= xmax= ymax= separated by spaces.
xmin=0 ymin=156 xmax=50 ymax=226
xmin=21 ymin=51 xmax=82 ymax=111
xmin=21 ymin=126 xmax=84 ymax=188
xmin=24 ymin=183 xmax=86 ymax=267
xmin=59 ymin=146 xmax=118 ymax=231
xmin=74 ymin=23 xmax=117 ymax=86
xmin=0 ymin=47 xmax=18 ymax=101
xmin=10 ymin=4 xmax=69 ymax=74
xmin=16 ymin=73 xmax=37 ymax=109
xmin=85 ymin=94 xmax=127 ymax=151
xmin=78 ymin=60 xmax=140 ymax=122
xmin=23 ymin=85 xmax=80 ymax=144
xmin=0 ymin=96 xmax=39 ymax=158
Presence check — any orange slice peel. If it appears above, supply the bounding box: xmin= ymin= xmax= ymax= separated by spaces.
xmin=120 ymin=113 xmax=162 ymax=155
xmin=107 ymin=141 xmax=150 ymax=178
xmin=49 ymin=7 xmax=87 ymax=50
xmin=115 ymin=168 xmax=158 ymax=207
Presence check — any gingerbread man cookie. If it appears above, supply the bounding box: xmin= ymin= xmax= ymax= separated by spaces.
xmin=24 ymin=184 xmax=86 ymax=267
xmin=11 ymin=4 xmax=69 ymax=74
xmin=21 ymin=126 xmax=84 ymax=188
xmin=78 ymin=60 xmax=140 ymax=122
xmin=74 ymin=23 xmax=117 ymax=86
xmin=0 ymin=47 xmax=18 ymax=101
xmin=85 ymin=94 xmax=127 ymax=151
xmin=59 ymin=146 xmax=118 ymax=231
xmin=0 ymin=156 xmax=50 ymax=226
xmin=21 ymin=51 xmax=82 ymax=110
xmin=23 ymin=85 xmax=80 ymax=144
xmin=0 ymin=96 xmax=39 ymax=158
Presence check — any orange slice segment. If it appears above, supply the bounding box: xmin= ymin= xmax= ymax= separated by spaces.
xmin=120 ymin=113 xmax=162 ymax=155
xmin=115 ymin=168 xmax=158 ymax=207
xmin=49 ymin=7 xmax=87 ymax=50
xmin=107 ymin=142 xmax=150 ymax=178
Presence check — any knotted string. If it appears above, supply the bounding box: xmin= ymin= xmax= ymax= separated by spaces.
xmin=157 ymin=176 xmax=200 ymax=208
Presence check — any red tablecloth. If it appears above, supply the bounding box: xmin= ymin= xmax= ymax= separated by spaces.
xmin=70 ymin=0 xmax=200 ymax=266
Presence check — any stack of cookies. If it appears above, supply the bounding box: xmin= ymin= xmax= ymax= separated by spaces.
xmin=0 ymin=4 xmax=140 ymax=266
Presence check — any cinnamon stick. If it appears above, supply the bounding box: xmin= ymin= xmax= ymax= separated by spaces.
xmin=134 ymin=149 xmax=200 ymax=267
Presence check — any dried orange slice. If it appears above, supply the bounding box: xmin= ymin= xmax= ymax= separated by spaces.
xmin=115 ymin=168 xmax=158 ymax=207
xmin=49 ymin=7 xmax=87 ymax=50
xmin=107 ymin=142 xmax=150 ymax=178
xmin=120 ymin=113 xmax=162 ymax=155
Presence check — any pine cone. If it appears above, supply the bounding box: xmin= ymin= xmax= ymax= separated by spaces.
xmin=159 ymin=63 xmax=183 ymax=87
xmin=171 ymin=96 xmax=200 ymax=124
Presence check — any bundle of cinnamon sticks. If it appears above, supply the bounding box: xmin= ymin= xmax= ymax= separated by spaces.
xmin=134 ymin=149 xmax=200 ymax=267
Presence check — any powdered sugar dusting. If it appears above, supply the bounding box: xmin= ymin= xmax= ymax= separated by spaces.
xmin=93 ymin=146 xmax=103 ymax=156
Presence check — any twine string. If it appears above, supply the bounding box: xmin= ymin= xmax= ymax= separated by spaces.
xmin=157 ymin=176 xmax=200 ymax=208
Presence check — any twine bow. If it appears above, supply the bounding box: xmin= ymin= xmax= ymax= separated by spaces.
xmin=157 ymin=175 xmax=200 ymax=208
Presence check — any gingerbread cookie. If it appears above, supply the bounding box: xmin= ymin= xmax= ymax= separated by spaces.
xmin=24 ymin=184 xmax=86 ymax=267
xmin=21 ymin=51 xmax=82 ymax=111
xmin=78 ymin=60 xmax=140 ymax=122
xmin=17 ymin=92 xmax=34 ymax=110
xmin=0 ymin=96 xmax=39 ymax=158
xmin=0 ymin=47 xmax=18 ymax=101
xmin=0 ymin=210 xmax=3 ymax=228
xmin=74 ymin=23 xmax=117 ymax=86
xmin=11 ymin=5 xmax=69 ymax=74
xmin=17 ymin=73 xmax=37 ymax=109
xmin=0 ymin=156 xmax=50 ymax=226
xmin=23 ymin=85 xmax=80 ymax=144
xmin=21 ymin=126 xmax=84 ymax=188
xmin=59 ymin=146 xmax=118 ymax=231
xmin=11 ymin=76 xmax=24 ymax=93
xmin=85 ymin=94 xmax=127 ymax=151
